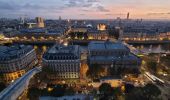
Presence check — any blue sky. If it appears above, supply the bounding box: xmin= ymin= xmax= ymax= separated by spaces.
xmin=0 ymin=0 xmax=170 ymax=19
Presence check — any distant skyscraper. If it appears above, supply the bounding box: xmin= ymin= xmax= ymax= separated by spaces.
xmin=127 ymin=12 xmax=130 ymax=20
xmin=20 ymin=17 xmax=25 ymax=24
xmin=59 ymin=16 xmax=62 ymax=21
xmin=36 ymin=17 xmax=45 ymax=28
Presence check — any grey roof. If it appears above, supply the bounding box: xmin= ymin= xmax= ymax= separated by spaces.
xmin=0 ymin=45 xmax=33 ymax=61
xmin=43 ymin=44 xmax=80 ymax=60
xmin=89 ymin=54 xmax=139 ymax=62
xmin=20 ymin=28 xmax=46 ymax=33
xmin=88 ymin=41 xmax=128 ymax=50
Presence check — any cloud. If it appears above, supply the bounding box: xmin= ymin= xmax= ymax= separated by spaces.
xmin=0 ymin=1 xmax=19 ymax=10
xmin=96 ymin=5 xmax=109 ymax=12
xmin=147 ymin=12 xmax=170 ymax=15
xmin=64 ymin=0 xmax=105 ymax=11
xmin=105 ymin=13 xmax=126 ymax=16
xmin=64 ymin=0 xmax=95 ymax=8
xmin=80 ymin=14 xmax=86 ymax=15
xmin=81 ymin=9 xmax=90 ymax=12
xmin=87 ymin=0 xmax=99 ymax=3
xmin=0 ymin=1 xmax=49 ymax=11
xmin=0 ymin=1 xmax=63 ymax=18
xmin=64 ymin=0 xmax=109 ymax=13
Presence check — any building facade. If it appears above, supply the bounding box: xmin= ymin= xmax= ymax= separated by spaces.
xmin=87 ymin=30 xmax=109 ymax=40
xmin=42 ymin=44 xmax=81 ymax=79
xmin=36 ymin=17 xmax=45 ymax=28
xmin=0 ymin=45 xmax=38 ymax=84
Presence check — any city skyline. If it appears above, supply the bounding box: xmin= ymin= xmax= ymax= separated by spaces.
xmin=0 ymin=0 xmax=170 ymax=20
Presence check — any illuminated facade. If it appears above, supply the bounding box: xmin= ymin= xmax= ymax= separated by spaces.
xmin=87 ymin=30 xmax=109 ymax=40
xmin=42 ymin=44 xmax=81 ymax=79
xmin=97 ymin=24 xmax=107 ymax=31
xmin=70 ymin=26 xmax=88 ymax=33
xmin=36 ymin=17 xmax=45 ymax=28
xmin=0 ymin=45 xmax=38 ymax=84
xmin=159 ymin=32 xmax=170 ymax=40
xmin=14 ymin=28 xmax=63 ymax=41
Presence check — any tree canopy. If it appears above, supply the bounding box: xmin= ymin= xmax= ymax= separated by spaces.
xmin=0 ymin=82 xmax=6 ymax=92
xmin=126 ymin=83 xmax=161 ymax=100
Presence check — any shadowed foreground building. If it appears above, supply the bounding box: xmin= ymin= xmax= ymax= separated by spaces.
xmin=42 ymin=44 xmax=81 ymax=80
xmin=88 ymin=41 xmax=141 ymax=74
xmin=0 ymin=45 xmax=38 ymax=84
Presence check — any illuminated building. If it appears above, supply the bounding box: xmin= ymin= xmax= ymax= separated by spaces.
xmin=97 ymin=24 xmax=107 ymax=31
xmin=36 ymin=17 xmax=45 ymax=28
xmin=42 ymin=44 xmax=80 ymax=79
xmin=0 ymin=45 xmax=38 ymax=84
xmin=87 ymin=29 xmax=109 ymax=40
xmin=159 ymin=32 xmax=170 ymax=40
xmin=14 ymin=28 xmax=63 ymax=40
xmin=24 ymin=17 xmax=45 ymax=28
xmin=70 ymin=26 xmax=88 ymax=33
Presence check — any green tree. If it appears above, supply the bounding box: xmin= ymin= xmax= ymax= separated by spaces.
xmin=99 ymin=83 xmax=123 ymax=100
xmin=27 ymin=87 xmax=40 ymax=100
xmin=99 ymin=83 xmax=112 ymax=95
xmin=50 ymin=85 xmax=66 ymax=97
xmin=112 ymin=87 xmax=123 ymax=99
xmin=124 ymin=83 xmax=135 ymax=93
xmin=86 ymin=64 xmax=105 ymax=79
xmin=65 ymin=87 xmax=76 ymax=95
xmin=126 ymin=87 xmax=146 ymax=100
xmin=143 ymin=83 xmax=161 ymax=100
xmin=147 ymin=61 xmax=157 ymax=72
xmin=99 ymin=83 xmax=112 ymax=100
xmin=0 ymin=82 xmax=6 ymax=92
xmin=126 ymin=83 xmax=161 ymax=100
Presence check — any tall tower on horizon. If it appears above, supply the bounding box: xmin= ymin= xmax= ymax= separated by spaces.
xmin=59 ymin=16 xmax=62 ymax=21
xmin=127 ymin=12 xmax=130 ymax=20
xmin=20 ymin=17 xmax=25 ymax=24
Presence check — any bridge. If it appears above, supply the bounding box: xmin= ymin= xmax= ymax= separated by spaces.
xmin=0 ymin=67 xmax=41 ymax=100
xmin=13 ymin=40 xmax=58 ymax=45
xmin=12 ymin=39 xmax=106 ymax=45
xmin=11 ymin=38 xmax=170 ymax=45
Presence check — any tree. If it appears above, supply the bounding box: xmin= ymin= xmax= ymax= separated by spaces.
xmin=27 ymin=87 xmax=40 ymax=100
xmin=147 ymin=61 xmax=157 ymax=72
xmin=99 ymin=83 xmax=123 ymax=100
xmin=124 ymin=83 xmax=135 ymax=93
xmin=126 ymin=83 xmax=161 ymax=100
xmin=0 ymin=82 xmax=6 ymax=92
xmin=126 ymin=87 xmax=146 ymax=100
xmin=50 ymin=85 xmax=66 ymax=97
xmin=65 ymin=87 xmax=76 ymax=95
xmin=99 ymin=83 xmax=112 ymax=95
xmin=112 ymin=87 xmax=123 ymax=99
xmin=99 ymin=83 xmax=112 ymax=100
xmin=86 ymin=64 xmax=106 ymax=79
xmin=143 ymin=83 xmax=161 ymax=100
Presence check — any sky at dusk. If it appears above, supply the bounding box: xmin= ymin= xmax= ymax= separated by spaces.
xmin=0 ymin=0 xmax=170 ymax=19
